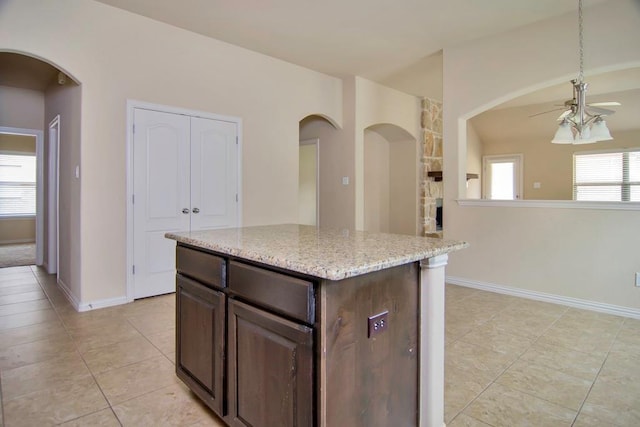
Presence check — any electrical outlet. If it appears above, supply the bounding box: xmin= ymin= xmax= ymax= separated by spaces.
xmin=368 ymin=310 xmax=389 ymax=338
xmin=635 ymin=272 xmax=640 ymax=287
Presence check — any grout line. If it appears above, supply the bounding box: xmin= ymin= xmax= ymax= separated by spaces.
xmin=451 ymin=294 xmax=629 ymax=426
xmin=0 ymin=267 xmax=176 ymax=426
xmin=570 ymin=319 xmax=625 ymax=427
xmin=0 ymin=368 xmax=4 ymax=427
xmin=445 ymin=289 xmax=578 ymax=424
xmin=21 ymin=267 xmax=123 ymax=425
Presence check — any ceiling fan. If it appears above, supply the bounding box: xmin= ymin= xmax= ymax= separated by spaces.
xmin=529 ymin=81 xmax=621 ymax=120
xmin=531 ymin=0 xmax=621 ymax=144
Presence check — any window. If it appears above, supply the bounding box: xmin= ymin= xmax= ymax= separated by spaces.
xmin=482 ymin=154 xmax=523 ymax=200
xmin=0 ymin=153 xmax=37 ymax=217
xmin=574 ymin=149 xmax=640 ymax=201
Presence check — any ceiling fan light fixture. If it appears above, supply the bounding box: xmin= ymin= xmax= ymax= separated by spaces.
xmin=573 ymin=125 xmax=595 ymax=144
xmin=590 ymin=117 xmax=613 ymax=141
xmin=551 ymin=119 xmax=574 ymax=144
xmin=549 ymin=0 xmax=616 ymax=145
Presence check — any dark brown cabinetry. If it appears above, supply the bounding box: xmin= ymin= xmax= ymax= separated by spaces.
xmin=228 ymin=299 xmax=313 ymax=427
xmin=176 ymin=274 xmax=225 ymax=415
xmin=175 ymin=243 xmax=418 ymax=427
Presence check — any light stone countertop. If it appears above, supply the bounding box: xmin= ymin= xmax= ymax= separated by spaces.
xmin=166 ymin=224 xmax=468 ymax=281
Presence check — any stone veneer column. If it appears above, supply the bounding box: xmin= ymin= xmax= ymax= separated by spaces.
xmin=420 ymin=98 xmax=443 ymax=238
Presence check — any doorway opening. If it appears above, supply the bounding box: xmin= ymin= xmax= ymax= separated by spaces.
xmin=298 ymin=114 xmax=340 ymax=228
xmin=363 ymin=124 xmax=419 ymax=235
xmin=482 ymin=154 xmax=523 ymax=200
xmin=299 ymin=138 xmax=319 ymax=226
xmin=0 ymin=129 xmax=42 ymax=268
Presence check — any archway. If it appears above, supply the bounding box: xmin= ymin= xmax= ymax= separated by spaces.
xmin=299 ymin=114 xmax=340 ymax=228
xmin=363 ymin=123 xmax=418 ymax=235
xmin=0 ymin=51 xmax=81 ymax=281
xmin=464 ymin=66 xmax=640 ymax=201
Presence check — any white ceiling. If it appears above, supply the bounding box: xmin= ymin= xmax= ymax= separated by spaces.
xmin=7 ymin=0 xmax=636 ymax=139
xmin=92 ymin=0 xmax=607 ymax=97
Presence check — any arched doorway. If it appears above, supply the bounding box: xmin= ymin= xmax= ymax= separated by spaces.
xmin=363 ymin=123 xmax=418 ymax=235
xmin=0 ymin=51 xmax=81 ymax=280
xmin=299 ymin=114 xmax=340 ymax=227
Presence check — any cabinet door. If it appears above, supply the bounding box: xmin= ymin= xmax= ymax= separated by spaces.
xmin=228 ymin=299 xmax=313 ymax=427
xmin=176 ymin=274 xmax=225 ymax=416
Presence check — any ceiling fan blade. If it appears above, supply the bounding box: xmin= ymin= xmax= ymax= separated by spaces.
xmin=557 ymin=109 xmax=572 ymax=120
xmin=586 ymin=106 xmax=615 ymax=115
xmin=588 ymin=101 xmax=621 ymax=107
xmin=528 ymin=107 xmax=565 ymax=118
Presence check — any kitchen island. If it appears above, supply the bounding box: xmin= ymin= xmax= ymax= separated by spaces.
xmin=166 ymin=224 xmax=467 ymax=427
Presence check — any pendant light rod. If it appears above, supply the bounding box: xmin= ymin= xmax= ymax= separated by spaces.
xmin=551 ymin=0 xmax=614 ymax=144
xmin=578 ymin=0 xmax=584 ymax=82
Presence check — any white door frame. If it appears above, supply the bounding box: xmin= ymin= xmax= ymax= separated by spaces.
xmin=125 ymin=100 xmax=243 ymax=302
xmin=299 ymin=138 xmax=320 ymax=226
xmin=47 ymin=116 xmax=60 ymax=275
xmin=482 ymin=153 xmax=524 ymax=200
xmin=0 ymin=126 xmax=45 ymax=266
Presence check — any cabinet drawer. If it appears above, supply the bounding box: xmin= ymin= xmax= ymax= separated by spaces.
xmin=176 ymin=245 xmax=226 ymax=289
xmin=228 ymin=261 xmax=315 ymax=324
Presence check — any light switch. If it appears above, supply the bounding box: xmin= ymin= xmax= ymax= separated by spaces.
xmin=533 ymin=182 xmax=541 ymax=189
xmin=75 ymin=165 xmax=80 ymax=179
xmin=342 ymin=176 xmax=349 ymax=185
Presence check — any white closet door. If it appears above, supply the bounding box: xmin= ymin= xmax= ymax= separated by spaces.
xmin=190 ymin=116 xmax=238 ymax=231
xmin=133 ymin=109 xmax=190 ymax=299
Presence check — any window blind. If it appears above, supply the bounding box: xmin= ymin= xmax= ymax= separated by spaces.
xmin=574 ymin=150 xmax=640 ymax=202
xmin=0 ymin=153 xmax=37 ymax=216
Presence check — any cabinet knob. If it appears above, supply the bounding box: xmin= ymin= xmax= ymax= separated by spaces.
xmin=192 ymin=207 xmax=200 ymax=214
xmin=182 ymin=208 xmax=190 ymax=214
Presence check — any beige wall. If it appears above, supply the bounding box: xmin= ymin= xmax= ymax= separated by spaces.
xmin=363 ymin=130 xmax=390 ymax=232
xmin=0 ymin=218 xmax=35 ymax=244
xmin=44 ymin=81 xmax=81 ymax=296
xmin=444 ymin=0 xmax=640 ymax=311
xmin=388 ymin=136 xmax=418 ymax=235
xmin=0 ymin=85 xmax=44 ymax=130
xmin=354 ymin=77 xmax=420 ymax=230
xmin=481 ymin=129 xmax=640 ymax=200
xmin=298 ymin=143 xmax=317 ymax=226
xmin=363 ymin=128 xmax=418 ymax=235
xmin=299 ymin=77 xmax=420 ymax=232
xmin=465 ymin=122 xmax=482 ymax=199
xmin=299 ymin=116 xmax=352 ymax=229
xmin=0 ymin=133 xmax=36 ymax=152
xmin=1 ymin=0 xmax=342 ymax=305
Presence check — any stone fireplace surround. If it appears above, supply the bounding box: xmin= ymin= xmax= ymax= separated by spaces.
xmin=420 ymin=97 xmax=443 ymax=238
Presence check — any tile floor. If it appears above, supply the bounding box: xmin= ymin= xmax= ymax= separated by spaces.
xmin=0 ymin=266 xmax=638 ymax=426
xmin=0 ymin=266 xmax=224 ymax=427
xmin=444 ymin=284 xmax=640 ymax=427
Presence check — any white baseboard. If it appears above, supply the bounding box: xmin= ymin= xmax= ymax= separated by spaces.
xmin=446 ymin=276 xmax=640 ymax=320
xmin=57 ymin=279 xmax=128 ymax=312
xmin=57 ymin=278 xmax=81 ymax=311
xmin=0 ymin=239 xmax=36 ymax=245
xmin=77 ymin=296 xmax=129 ymax=312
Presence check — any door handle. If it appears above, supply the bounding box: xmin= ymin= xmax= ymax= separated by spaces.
xmin=192 ymin=207 xmax=200 ymax=214
xmin=182 ymin=208 xmax=189 ymax=214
